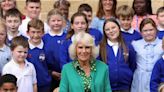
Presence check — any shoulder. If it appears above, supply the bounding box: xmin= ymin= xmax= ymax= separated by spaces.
xmin=62 ymin=62 xmax=73 ymax=70
xmin=95 ymin=60 xmax=108 ymax=69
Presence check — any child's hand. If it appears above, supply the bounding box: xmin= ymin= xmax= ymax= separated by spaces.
xmin=52 ymin=71 xmax=61 ymax=81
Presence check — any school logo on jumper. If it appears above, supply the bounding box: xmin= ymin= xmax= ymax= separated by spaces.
xmin=39 ymin=53 xmax=45 ymax=61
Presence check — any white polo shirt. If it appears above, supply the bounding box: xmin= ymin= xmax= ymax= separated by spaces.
xmin=18 ymin=16 xmax=50 ymax=38
xmin=2 ymin=59 xmax=37 ymax=92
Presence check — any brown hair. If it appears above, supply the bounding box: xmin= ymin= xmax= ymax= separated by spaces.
xmin=96 ymin=0 xmax=117 ymax=18
xmin=139 ymin=18 xmax=157 ymax=32
xmin=78 ymin=3 xmax=92 ymax=13
xmin=26 ymin=0 xmax=41 ymax=5
xmin=0 ymin=19 xmax=7 ymax=45
xmin=100 ymin=18 xmax=128 ymax=63
xmin=53 ymin=0 xmax=70 ymax=8
xmin=10 ymin=36 xmax=29 ymax=51
xmin=157 ymin=6 xmax=164 ymax=16
xmin=116 ymin=5 xmax=134 ymax=18
xmin=66 ymin=12 xmax=89 ymax=40
xmin=4 ymin=8 xmax=22 ymax=20
xmin=27 ymin=19 xmax=44 ymax=33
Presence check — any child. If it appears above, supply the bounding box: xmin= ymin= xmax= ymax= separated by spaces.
xmin=0 ymin=20 xmax=11 ymax=75
xmin=4 ymin=8 xmax=22 ymax=45
xmin=150 ymin=38 xmax=164 ymax=92
xmin=99 ymin=18 xmax=136 ymax=92
xmin=2 ymin=36 xmax=37 ymax=92
xmin=18 ymin=0 xmax=49 ymax=38
xmin=42 ymin=9 xmax=66 ymax=91
xmin=0 ymin=74 xmax=17 ymax=92
xmin=0 ymin=0 xmax=16 ymax=18
xmin=78 ymin=3 xmax=102 ymax=45
xmin=53 ymin=0 xmax=70 ymax=33
xmin=27 ymin=19 xmax=51 ymax=92
xmin=116 ymin=5 xmax=142 ymax=43
xmin=157 ymin=6 xmax=164 ymax=39
xmin=131 ymin=18 xmax=163 ymax=92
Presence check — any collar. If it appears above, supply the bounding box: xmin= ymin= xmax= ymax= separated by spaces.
xmin=121 ymin=28 xmax=134 ymax=34
xmin=48 ymin=30 xmax=64 ymax=36
xmin=162 ymin=54 xmax=164 ymax=60
xmin=29 ymin=40 xmax=44 ymax=49
xmin=24 ymin=16 xmax=31 ymax=21
xmin=143 ymin=37 xmax=159 ymax=47
xmin=73 ymin=60 xmax=96 ymax=72
xmin=71 ymin=35 xmax=75 ymax=42
xmin=157 ymin=26 xmax=164 ymax=31
xmin=0 ymin=44 xmax=7 ymax=51
xmin=11 ymin=58 xmax=29 ymax=68
xmin=107 ymin=39 xmax=119 ymax=46
xmin=7 ymin=32 xmax=21 ymax=41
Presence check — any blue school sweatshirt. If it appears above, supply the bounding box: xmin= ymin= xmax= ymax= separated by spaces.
xmin=101 ymin=43 xmax=136 ymax=90
xmin=150 ymin=57 xmax=164 ymax=92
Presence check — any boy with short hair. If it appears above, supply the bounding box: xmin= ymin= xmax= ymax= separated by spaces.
xmin=18 ymin=0 xmax=49 ymax=38
xmin=116 ymin=5 xmax=142 ymax=43
xmin=78 ymin=3 xmax=102 ymax=45
xmin=27 ymin=19 xmax=51 ymax=92
xmin=156 ymin=6 xmax=164 ymax=39
xmin=0 ymin=74 xmax=17 ymax=92
xmin=4 ymin=8 xmax=22 ymax=44
xmin=2 ymin=36 xmax=37 ymax=92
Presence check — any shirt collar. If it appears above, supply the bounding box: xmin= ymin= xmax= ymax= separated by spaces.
xmin=0 ymin=44 xmax=7 ymax=51
xmin=162 ymin=54 xmax=164 ymax=60
xmin=48 ymin=30 xmax=64 ymax=36
xmin=143 ymin=37 xmax=160 ymax=47
xmin=29 ymin=40 xmax=44 ymax=49
xmin=11 ymin=58 xmax=29 ymax=67
xmin=157 ymin=26 xmax=164 ymax=31
xmin=107 ymin=39 xmax=119 ymax=46
xmin=7 ymin=32 xmax=21 ymax=41
xmin=121 ymin=28 xmax=134 ymax=34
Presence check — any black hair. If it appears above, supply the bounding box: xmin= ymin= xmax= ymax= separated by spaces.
xmin=0 ymin=74 xmax=17 ymax=87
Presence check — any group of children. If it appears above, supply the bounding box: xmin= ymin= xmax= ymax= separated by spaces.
xmin=0 ymin=0 xmax=164 ymax=92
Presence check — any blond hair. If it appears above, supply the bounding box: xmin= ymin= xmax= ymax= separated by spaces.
xmin=69 ymin=32 xmax=99 ymax=60
xmin=116 ymin=5 xmax=134 ymax=18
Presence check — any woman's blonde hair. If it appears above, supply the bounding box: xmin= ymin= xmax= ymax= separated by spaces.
xmin=69 ymin=32 xmax=99 ymax=60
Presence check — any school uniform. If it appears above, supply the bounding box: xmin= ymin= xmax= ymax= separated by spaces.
xmin=121 ymin=28 xmax=142 ymax=43
xmin=89 ymin=28 xmax=102 ymax=45
xmin=42 ymin=30 xmax=66 ymax=90
xmin=18 ymin=16 xmax=50 ymax=38
xmin=157 ymin=26 xmax=164 ymax=39
xmin=131 ymin=38 xmax=164 ymax=92
xmin=0 ymin=45 xmax=11 ymax=74
xmin=104 ymin=40 xmax=136 ymax=91
xmin=7 ymin=32 xmax=22 ymax=45
xmin=150 ymin=55 xmax=164 ymax=92
xmin=27 ymin=41 xmax=51 ymax=92
xmin=2 ymin=59 xmax=37 ymax=92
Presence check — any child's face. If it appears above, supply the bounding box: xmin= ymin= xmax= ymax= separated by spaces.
xmin=119 ymin=16 xmax=133 ymax=31
xmin=0 ymin=27 xmax=6 ymax=45
xmin=0 ymin=82 xmax=17 ymax=92
xmin=82 ymin=11 xmax=92 ymax=25
xmin=0 ymin=0 xmax=15 ymax=12
xmin=58 ymin=4 xmax=69 ymax=20
xmin=48 ymin=15 xmax=63 ymax=32
xmin=5 ymin=16 xmax=21 ymax=33
xmin=104 ymin=21 xmax=120 ymax=42
xmin=27 ymin=27 xmax=44 ymax=45
xmin=25 ymin=2 xmax=41 ymax=19
xmin=12 ymin=45 xmax=28 ymax=63
xmin=71 ymin=16 xmax=87 ymax=34
xmin=157 ymin=12 xmax=164 ymax=27
xmin=141 ymin=23 xmax=157 ymax=42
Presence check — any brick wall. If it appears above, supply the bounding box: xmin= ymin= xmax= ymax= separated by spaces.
xmin=17 ymin=0 xmax=164 ymax=21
